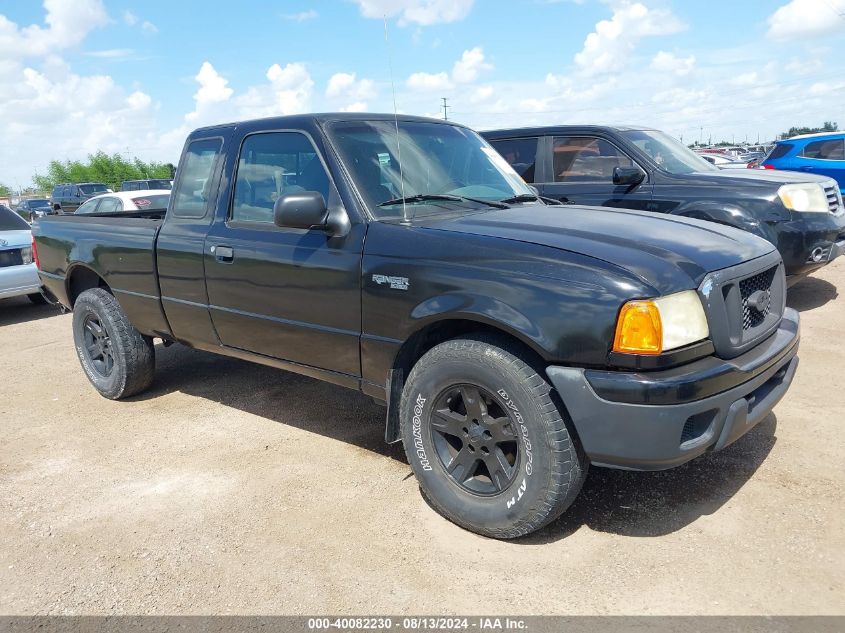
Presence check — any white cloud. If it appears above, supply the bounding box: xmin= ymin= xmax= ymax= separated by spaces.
xmin=405 ymin=46 xmax=491 ymax=93
xmin=452 ymin=46 xmax=493 ymax=83
xmin=236 ymin=62 xmax=314 ymax=119
xmin=352 ymin=0 xmax=474 ymax=26
xmin=326 ymin=72 xmax=375 ymax=99
xmin=767 ymin=0 xmax=845 ymax=39
xmin=574 ymin=1 xmax=685 ymax=75
xmin=407 ymin=71 xmax=452 ymax=91
xmin=470 ymin=85 xmax=494 ymax=103
xmin=141 ymin=20 xmax=157 ymax=35
xmin=340 ymin=101 xmax=369 ymax=112
xmin=0 ymin=0 xmax=109 ymax=58
xmin=122 ymin=10 xmax=138 ymax=26
xmin=282 ymin=9 xmax=318 ymax=22
xmin=650 ymin=50 xmax=695 ymax=76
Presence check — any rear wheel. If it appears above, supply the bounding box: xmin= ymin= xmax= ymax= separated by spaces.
xmin=72 ymin=288 xmax=155 ymax=399
xmin=400 ymin=335 xmax=587 ymax=539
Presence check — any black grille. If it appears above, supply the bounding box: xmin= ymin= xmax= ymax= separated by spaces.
xmin=0 ymin=248 xmax=23 ymax=268
xmin=825 ymin=185 xmax=842 ymax=214
xmin=740 ymin=266 xmax=777 ymax=330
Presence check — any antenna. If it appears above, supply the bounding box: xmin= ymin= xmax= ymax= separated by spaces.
xmin=383 ymin=16 xmax=408 ymax=224
xmin=441 ymin=97 xmax=449 ymax=121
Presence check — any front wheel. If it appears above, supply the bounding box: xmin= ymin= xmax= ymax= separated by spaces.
xmin=400 ymin=336 xmax=587 ymax=539
xmin=72 ymin=288 xmax=155 ymax=399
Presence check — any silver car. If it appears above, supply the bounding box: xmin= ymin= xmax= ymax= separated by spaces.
xmin=0 ymin=204 xmax=45 ymax=303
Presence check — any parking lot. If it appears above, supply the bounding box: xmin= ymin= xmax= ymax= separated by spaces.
xmin=1 ymin=261 xmax=842 ymax=616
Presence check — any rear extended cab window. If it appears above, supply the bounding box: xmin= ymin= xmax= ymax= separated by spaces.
xmin=171 ymin=138 xmax=223 ymax=218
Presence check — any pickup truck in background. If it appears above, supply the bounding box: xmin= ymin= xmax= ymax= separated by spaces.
xmin=33 ymin=114 xmax=800 ymax=538
xmin=482 ymin=125 xmax=845 ymax=286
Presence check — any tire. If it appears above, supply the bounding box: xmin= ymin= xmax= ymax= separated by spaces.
xmin=72 ymin=288 xmax=155 ymax=399
xmin=400 ymin=335 xmax=587 ymax=539
xmin=28 ymin=292 xmax=47 ymax=305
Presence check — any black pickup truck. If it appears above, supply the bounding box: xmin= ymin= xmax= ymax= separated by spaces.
xmin=483 ymin=125 xmax=845 ymax=286
xmin=33 ymin=114 xmax=800 ymax=539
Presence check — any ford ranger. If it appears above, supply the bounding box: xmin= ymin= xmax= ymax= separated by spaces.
xmin=33 ymin=114 xmax=800 ymax=538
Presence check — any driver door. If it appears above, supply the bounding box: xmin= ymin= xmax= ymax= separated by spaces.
xmin=538 ymin=135 xmax=652 ymax=210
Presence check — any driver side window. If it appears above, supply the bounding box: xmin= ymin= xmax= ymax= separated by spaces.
xmin=231 ymin=132 xmax=330 ymax=224
xmin=552 ymin=136 xmax=633 ymax=183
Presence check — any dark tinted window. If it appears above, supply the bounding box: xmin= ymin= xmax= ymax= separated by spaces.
xmin=232 ymin=132 xmax=329 ymax=223
xmin=552 ymin=136 xmax=634 ymax=182
xmin=147 ymin=179 xmax=172 ymax=190
xmin=801 ymin=138 xmax=845 ymax=160
xmin=75 ymin=199 xmax=101 ymax=215
xmin=79 ymin=184 xmax=108 ymax=195
xmin=171 ymin=138 xmax=223 ymax=218
xmin=489 ymin=137 xmax=539 ymax=182
xmin=767 ymin=143 xmax=793 ymax=160
xmin=0 ymin=204 xmax=30 ymax=230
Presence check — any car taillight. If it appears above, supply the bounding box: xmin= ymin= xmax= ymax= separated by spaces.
xmin=32 ymin=236 xmax=40 ymax=269
xmin=763 ymin=164 xmax=775 ymax=170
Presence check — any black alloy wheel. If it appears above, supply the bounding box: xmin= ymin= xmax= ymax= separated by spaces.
xmin=430 ymin=384 xmax=520 ymax=495
xmin=81 ymin=313 xmax=115 ymax=378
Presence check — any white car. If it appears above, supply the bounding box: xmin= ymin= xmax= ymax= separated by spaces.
xmin=697 ymin=153 xmax=750 ymax=169
xmin=73 ymin=189 xmax=171 ymax=215
xmin=0 ymin=204 xmax=44 ymax=303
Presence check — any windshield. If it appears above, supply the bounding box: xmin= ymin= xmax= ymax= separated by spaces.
xmin=145 ymin=180 xmax=172 ymax=190
xmin=27 ymin=199 xmax=50 ymax=208
xmin=623 ymin=130 xmax=718 ymax=175
xmin=327 ymin=120 xmax=535 ymax=220
xmin=131 ymin=194 xmax=170 ymax=210
xmin=0 ymin=205 xmax=30 ymax=230
xmin=80 ymin=184 xmax=108 ymax=194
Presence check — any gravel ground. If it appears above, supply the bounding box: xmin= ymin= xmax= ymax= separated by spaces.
xmin=0 ymin=260 xmax=843 ymax=615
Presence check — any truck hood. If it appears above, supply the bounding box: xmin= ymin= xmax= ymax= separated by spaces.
xmin=683 ymin=168 xmax=833 ymax=187
xmin=421 ymin=206 xmax=776 ymax=295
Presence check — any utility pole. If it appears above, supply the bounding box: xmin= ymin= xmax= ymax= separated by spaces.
xmin=441 ymin=97 xmax=450 ymax=121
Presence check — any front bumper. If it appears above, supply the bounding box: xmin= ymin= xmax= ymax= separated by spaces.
xmin=547 ymin=308 xmax=800 ymax=471
xmin=774 ymin=212 xmax=845 ymax=280
xmin=0 ymin=263 xmax=41 ymax=300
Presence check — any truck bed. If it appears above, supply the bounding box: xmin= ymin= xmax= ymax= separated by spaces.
xmin=33 ymin=214 xmax=165 ymax=328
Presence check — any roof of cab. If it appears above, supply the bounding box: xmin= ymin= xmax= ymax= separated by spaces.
xmin=480 ymin=124 xmax=654 ymax=138
xmin=188 ymin=112 xmax=467 ymax=137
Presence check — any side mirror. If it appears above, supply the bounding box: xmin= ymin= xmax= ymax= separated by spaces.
xmin=273 ymin=191 xmax=329 ymax=230
xmin=613 ymin=166 xmax=646 ymax=187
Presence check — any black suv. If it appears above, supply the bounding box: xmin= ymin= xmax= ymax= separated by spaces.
xmin=49 ymin=183 xmax=109 ymax=213
xmin=121 ymin=179 xmax=172 ymax=191
xmin=483 ymin=125 xmax=845 ymax=285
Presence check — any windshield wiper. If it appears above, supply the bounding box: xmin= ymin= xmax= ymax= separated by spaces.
xmin=379 ymin=193 xmax=463 ymax=207
xmin=498 ymin=193 xmax=540 ymax=204
xmin=379 ymin=193 xmax=509 ymax=210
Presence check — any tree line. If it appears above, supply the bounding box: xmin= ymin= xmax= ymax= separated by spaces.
xmin=25 ymin=152 xmax=176 ymax=194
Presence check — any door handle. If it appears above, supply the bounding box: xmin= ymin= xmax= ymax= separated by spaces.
xmin=211 ymin=245 xmax=234 ymax=263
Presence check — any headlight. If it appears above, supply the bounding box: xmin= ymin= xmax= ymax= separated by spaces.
xmin=777 ymin=183 xmax=829 ymax=213
xmin=20 ymin=246 xmax=33 ymax=265
xmin=613 ymin=290 xmax=709 ymax=355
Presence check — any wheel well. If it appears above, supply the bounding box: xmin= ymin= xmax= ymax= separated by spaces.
xmin=67 ymin=267 xmax=110 ymax=307
xmin=393 ymin=319 xmax=546 ymax=380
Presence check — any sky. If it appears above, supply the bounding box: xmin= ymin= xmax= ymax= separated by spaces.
xmin=1 ymin=0 xmax=844 ymax=188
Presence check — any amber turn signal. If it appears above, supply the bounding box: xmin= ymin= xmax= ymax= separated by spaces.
xmin=613 ymin=300 xmax=662 ymax=355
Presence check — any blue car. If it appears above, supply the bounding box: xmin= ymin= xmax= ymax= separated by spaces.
xmin=763 ymin=132 xmax=845 ymax=193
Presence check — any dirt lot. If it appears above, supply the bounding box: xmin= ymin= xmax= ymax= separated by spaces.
xmin=1 ymin=261 xmax=843 ymax=616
